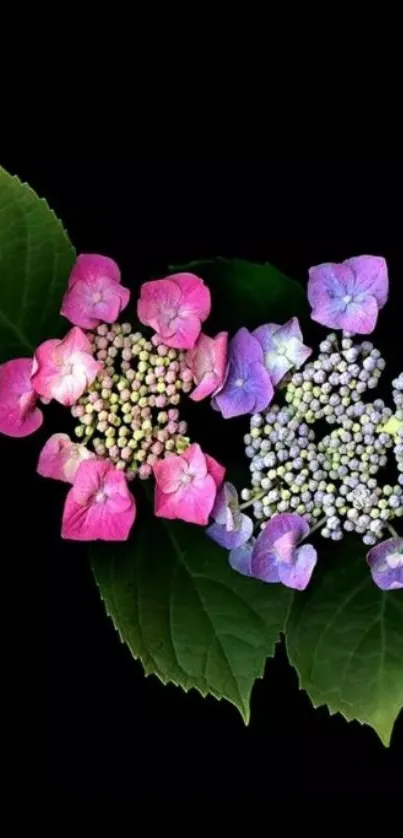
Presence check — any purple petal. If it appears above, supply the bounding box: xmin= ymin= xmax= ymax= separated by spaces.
xmin=230 ymin=327 xmax=264 ymax=365
xmin=344 ymin=255 xmax=389 ymax=308
xmin=211 ymin=482 xmax=238 ymax=527
xmin=251 ymin=513 xmax=309 ymax=583
xmin=254 ymin=319 xmax=312 ymax=385
xmin=338 ymin=294 xmax=379 ymax=334
xmin=247 ymin=361 xmax=274 ymax=412
xmin=229 ymin=542 xmax=255 ymax=576
xmin=308 ymin=263 xmax=353 ymax=308
xmin=253 ymin=323 xmax=280 ymax=353
xmin=278 ymin=544 xmax=317 ymax=590
xmin=208 ymin=513 xmax=253 ymax=549
xmin=214 ymin=378 xmax=256 ymax=418
xmin=264 ymin=354 xmax=291 ymax=386
xmin=250 ymin=546 xmax=281 ymax=583
xmin=367 ymin=536 xmax=403 ymax=590
xmin=257 ymin=512 xmax=309 ymax=551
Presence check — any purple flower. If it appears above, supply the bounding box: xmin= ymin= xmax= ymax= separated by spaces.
xmin=367 ymin=536 xmax=403 ymax=590
xmin=207 ymin=482 xmax=253 ymax=549
xmin=253 ymin=317 xmax=312 ymax=386
xmin=229 ymin=513 xmax=317 ymax=591
xmin=213 ymin=328 xmax=273 ymax=418
xmin=308 ymin=255 xmax=388 ymax=334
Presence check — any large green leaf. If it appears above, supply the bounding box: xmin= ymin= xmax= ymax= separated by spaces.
xmin=286 ymin=542 xmax=403 ymax=746
xmin=91 ymin=257 xmax=308 ymax=719
xmin=170 ymin=257 xmax=309 ymax=334
xmin=0 ymin=166 xmax=75 ymax=361
xmin=91 ymin=502 xmax=292 ymax=720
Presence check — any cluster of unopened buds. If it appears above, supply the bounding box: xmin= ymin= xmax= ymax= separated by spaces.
xmin=0 ymin=253 xmax=401 ymax=593
xmin=206 ymin=256 xmax=402 ymax=592
xmin=0 ymin=255 xmax=228 ymax=540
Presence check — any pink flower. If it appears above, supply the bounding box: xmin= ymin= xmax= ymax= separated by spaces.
xmin=31 ymin=327 xmax=101 ymax=407
xmin=61 ymin=254 xmax=130 ymax=329
xmin=62 ymin=459 xmax=136 ymax=541
xmin=137 ymin=273 xmax=211 ymax=349
xmin=186 ymin=331 xmax=228 ymax=401
xmin=0 ymin=358 xmax=43 ymax=438
xmin=37 ymin=433 xmax=96 ymax=483
xmin=153 ymin=443 xmax=225 ymax=525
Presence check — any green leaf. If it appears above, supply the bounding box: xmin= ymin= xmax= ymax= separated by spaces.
xmin=0 ymin=166 xmax=75 ymax=362
xmin=286 ymin=542 xmax=403 ymax=746
xmin=91 ymin=503 xmax=291 ymax=721
xmin=91 ymin=256 xmax=308 ymax=718
xmin=169 ymin=257 xmax=309 ymax=333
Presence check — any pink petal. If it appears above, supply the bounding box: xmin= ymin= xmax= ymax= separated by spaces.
xmin=62 ymin=492 xmax=135 ymax=541
xmin=154 ymin=473 xmax=216 ymax=525
xmin=37 ymin=433 xmax=95 ymax=483
xmin=68 ymin=254 xmax=121 ymax=289
xmin=31 ymin=328 xmax=101 ymax=407
xmin=161 ymin=313 xmax=203 ymax=350
xmin=62 ymin=459 xmax=136 ymax=541
xmin=137 ymin=279 xmax=182 ymax=335
xmin=153 ymin=453 xmax=189 ymax=494
xmin=0 ymin=358 xmax=43 ymax=438
xmin=171 ymin=273 xmax=211 ymax=321
xmin=61 ymin=276 xmax=130 ymax=329
xmin=205 ymin=454 xmax=226 ymax=489
xmin=182 ymin=443 xmax=208 ymax=480
xmin=188 ymin=332 xmax=228 ymax=401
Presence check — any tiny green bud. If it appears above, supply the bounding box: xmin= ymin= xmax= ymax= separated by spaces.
xmin=139 ymin=350 xmax=149 ymax=362
xmin=276 ymin=465 xmax=285 ymax=477
xmin=133 ymin=429 xmax=144 ymax=441
xmin=105 ymin=427 xmax=116 ymax=438
xmin=138 ymin=397 xmax=148 ymax=408
xmin=75 ymin=425 xmax=85 ymax=438
xmin=157 ymin=382 xmax=166 ymax=394
xmin=110 ymin=393 xmax=119 ymax=404
xmin=250 ymin=427 xmax=260 ymax=439
xmin=105 ymin=437 xmax=115 ymax=449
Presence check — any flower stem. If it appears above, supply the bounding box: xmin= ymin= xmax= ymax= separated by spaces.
xmin=387 ymin=523 xmax=398 ymax=538
xmin=303 ymin=515 xmax=328 ymax=541
xmin=239 ymin=490 xmax=265 ymax=511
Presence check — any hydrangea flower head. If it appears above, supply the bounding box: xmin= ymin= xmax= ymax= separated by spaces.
xmin=229 ymin=513 xmax=317 ymax=590
xmin=153 ymin=442 xmax=224 ymax=525
xmin=61 ymin=254 xmax=130 ymax=330
xmin=0 ymin=358 xmax=43 ymax=438
xmin=31 ymin=326 xmax=101 ymax=407
xmin=207 ymin=482 xmax=253 ymax=548
xmin=138 ymin=273 xmax=211 ymax=349
xmin=62 ymin=459 xmax=136 ymax=541
xmin=213 ymin=328 xmax=274 ymax=419
xmin=367 ymin=536 xmax=403 ymax=590
xmin=187 ymin=331 xmax=228 ymax=402
xmin=253 ymin=317 xmax=312 ymax=385
xmin=308 ymin=255 xmax=388 ymax=334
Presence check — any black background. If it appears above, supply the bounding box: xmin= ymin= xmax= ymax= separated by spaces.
xmin=1 ymin=159 xmax=402 ymax=799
